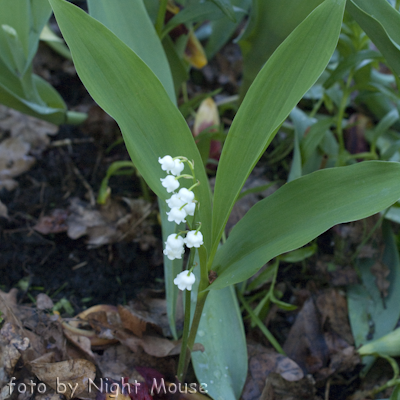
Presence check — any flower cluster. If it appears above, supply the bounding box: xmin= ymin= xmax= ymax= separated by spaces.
xmin=159 ymin=155 xmax=204 ymax=290
xmin=159 ymin=155 xmax=197 ymax=226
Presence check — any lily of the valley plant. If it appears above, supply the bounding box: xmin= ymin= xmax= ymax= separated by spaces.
xmin=49 ymin=0 xmax=400 ymax=398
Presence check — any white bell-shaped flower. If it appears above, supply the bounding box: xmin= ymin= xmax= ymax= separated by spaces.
xmin=160 ymin=175 xmax=179 ymax=193
xmin=174 ymin=270 xmax=196 ymax=291
xmin=183 ymin=202 xmax=196 ymax=216
xmin=166 ymin=193 xmax=185 ymax=209
xmin=167 ymin=207 xmax=187 ymax=224
xmin=184 ymin=230 xmax=204 ymax=248
xmin=177 ymin=188 xmax=195 ymax=203
xmin=158 ymin=155 xmax=175 ymax=173
xmin=170 ymin=159 xmax=184 ymax=176
xmin=163 ymin=234 xmax=185 ymax=260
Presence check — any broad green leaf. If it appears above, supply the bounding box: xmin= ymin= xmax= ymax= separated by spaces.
xmin=347 ymin=0 xmax=400 ymax=76
xmin=49 ymin=0 xmax=212 ymax=248
xmin=238 ymin=0 xmax=324 ymax=98
xmin=348 ymin=221 xmax=400 ymax=369
xmin=0 ymin=0 xmax=51 ymax=74
xmin=87 ymin=0 xmax=175 ymax=103
xmin=211 ymin=0 xmax=346 ymax=263
xmin=191 ymin=266 xmax=247 ymax=400
xmin=209 ymin=161 xmax=400 ymax=290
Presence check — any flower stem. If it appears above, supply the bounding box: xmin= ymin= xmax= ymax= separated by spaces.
xmin=176 ymin=288 xmax=192 ymax=382
xmin=177 ymin=246 xmax=209 ymax=382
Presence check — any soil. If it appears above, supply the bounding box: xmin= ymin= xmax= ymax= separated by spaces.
xmin=0 ymin=35 xmax=245 ymax=313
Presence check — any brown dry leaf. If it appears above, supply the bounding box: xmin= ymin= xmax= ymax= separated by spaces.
xmin=61 ymin=305 xmax=119 ymax=348
xmin=0 ymin=105 xmax=58 ymax=155
xmin=115 ymin=329 xmax=177 ymax=358
xmin=31 ymin=359 xmax=96 ymax=400
xmin=315 ymin=289 xmax=354 ymax=345
xmin=33 ymin=209 xmax=69 ymax=235
xmin=36 ymin=294 xmax=54 ymax=311
xmin=118 ymin=305 xmax=147 ymax=338
xmin=35 ymin=392 xmax=65 ymax=400
xmin=93 ymin=344 xmax=175 ymax=382
xmin=0 ymin=137 xmax=35 ymax=191
xmin=63 ymin=331 xmax=95 ymax=361
xmin=0 ymin=289 xmax=19 ymax=320
xmin=242 ymin=343 xmax=304 ymax=400
xmin=120 ymin=290 xmax=173 ymax=338
xmin=66 ymin=197 xmax=156 ymax=249
xmin=263 ymin=373 xmax=318 ymax=400
xmin=370 ymin=260 xmax=390 ymax=298
xmin=283 ymin=297 xmax=328 ymax=374
xmin=0 ymin=323 xmax=30 ymax=377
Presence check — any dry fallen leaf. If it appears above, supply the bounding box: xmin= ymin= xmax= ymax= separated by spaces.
xmin=242 ymin=343 xmax=304 ymax=400
xmin=0 ymin=105 xmax=58 ymax=155
xmin=315 ymin=289 xmax=354 ymax=345
xmin=263 ymin=373 xmax=318 ymax=400
xmin=33 ymin=209 xmax=69 ymax=235
xmin=66 ymin=198 xmax=156 ymax=249
xmin=283 ymin=297 xmax=328 ymax=374
xmin=0 ymin=137 xmax=35 ymax=191
xmin=31 ymin=359 xmax=96 ymax=400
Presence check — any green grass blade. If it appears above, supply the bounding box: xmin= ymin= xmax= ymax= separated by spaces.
xmin=209 ymin=161 xmax=400 ymax=290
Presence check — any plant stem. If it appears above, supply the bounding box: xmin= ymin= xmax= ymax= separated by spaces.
xmin=155 ymin=0 xmax=168 ymax=37
xmin=177 ymin=288 xmax=192 ymax=382
xmin=336 ymin=72 xmax=353 ymax=166
xmin=177 ymin=246 xmax=209 ymax=381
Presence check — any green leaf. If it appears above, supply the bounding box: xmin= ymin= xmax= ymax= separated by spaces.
xmin=0 ymin=0 xmax=52 ymax=74
xmin=205 ymin=0 xmax=250 ymax=59
xmin=348 ymin=221 xmax=400 ymax=368
xmin=87 ymin=0 xmax=175 ymax=104
xmin=347 ymin=0 xmax=400 ymax=76
xmin=238 ymin=0 xmax=325 ymax=98
xmin=208 ymin=0 xmax=237 ymax=22
xmin=49 ymin=0 xmax=212 ymax=249
xmin=191 ymin=268 xmax=247 ymax=400
xmin=211 ymin=0 xmax=346 ymax=263
xmin=209 ymin=161 xmax=400 ymax=290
